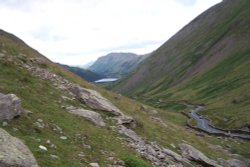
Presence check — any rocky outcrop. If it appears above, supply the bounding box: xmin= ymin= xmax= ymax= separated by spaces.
xmin=0 ymin=93 xmax=22 ymax=121
xmin=116 ymin=115 xmax=135 ymax=128
xmin=0 ymin=128 xmax=39 ymax=167
xmin=21 ymin=60 xmax=123 ymax=117
xmin=117 ymin=125 xmax=191 ymax=167
xmin=179 ymin=143 xmax=221 ymax=167
xmin=66 ymin=107 xmax=106 ymax=127
xmin=69 ymin=85 xmax=122 ymax=116
xmin=219 ymin=158 xmax=250 ymax=167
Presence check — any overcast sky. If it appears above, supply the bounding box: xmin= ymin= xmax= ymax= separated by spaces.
xmin=0 ymin=0 xmax=221 ymax=65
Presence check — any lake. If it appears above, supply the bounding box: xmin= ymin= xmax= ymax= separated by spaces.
xmin=94 ymin=78 xmax=118 ymax=83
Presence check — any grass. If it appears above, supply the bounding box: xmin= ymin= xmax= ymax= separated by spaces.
xmin=1 ymin=27 xmax=250 ymax=167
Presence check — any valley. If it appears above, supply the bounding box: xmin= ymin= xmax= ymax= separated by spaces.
xmin=0 ymin=0 xmax=250 ymax=166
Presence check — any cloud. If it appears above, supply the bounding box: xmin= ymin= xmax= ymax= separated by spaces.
xmin=175 ymin=0 xmax=197 ymax=6
xmin=0 ymin=0 xmax=222 ymax=65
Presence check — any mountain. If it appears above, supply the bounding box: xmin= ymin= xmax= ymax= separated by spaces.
xmin=59 ymin=64 xmax=105 ymax=82
xmin=78 ymin=61 xmax=94 ymax=69
xmin=113 ymin=0 xmax=250 ymax=130
xmin=88 ymin=52 xmax=149 ymax=78
xmin=1 ymin=29 xmax=250 ymax=166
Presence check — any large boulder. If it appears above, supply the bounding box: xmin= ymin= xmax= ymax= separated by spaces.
xmin=67 ymin=107 xmax=106 ymax=127
xmin=179 ymin=143 xmax=222 ymax=167
xmin=116 ymin=115 xmax=135 ymax=128
xmin=0 ymin=93 xmax=22 ymax=121
xmin=68 ymin=85 xmax=122 ymax=116
xmin=0 ymin=128 xmax=39 ymax=167
xmin=219 ymin=158 xmax=250 ymax=167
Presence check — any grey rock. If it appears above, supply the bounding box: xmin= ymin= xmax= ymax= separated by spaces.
xmin=0 ymin=128 xmax=39 ymax=167
xmin=219 ymin=158 xmax=250 ymax=167
xmin=69 ymin=85 xmax=122 ymax=116
xmin=50 ymin=154 xmax=59 ymax=160
xmin=89 ymin=162 xmax=100 ymax=167
xmin=117 ymin=125 xmax=143 ymax=143
xmin=39 ymin=145 xmax=48 ymax=151
xmin=67 ymin=107 xmax=106 ymax=127
xmin=2 ymin=121 xmax=8 ymax=127
xmin=0 ymin=93 xmax=22 ymax=121
xmin=60 ymin=136 xmax=67 ymax=140
xmin=116 ymin=115 xmax=135 ymax=127
xmin=179 ymin=143 xmax=221 ymax=167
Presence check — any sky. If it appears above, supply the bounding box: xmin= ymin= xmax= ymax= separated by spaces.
xmin=0 ymin=0 xmax=222 ymax=66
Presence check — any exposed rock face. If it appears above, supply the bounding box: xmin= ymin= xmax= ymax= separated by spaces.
xmin=68 ymin=85 xmax=122 ymax=116
xmin=0 ymin=93 xmax=22 ymax=121
xmin=116 ymin=115 xmax=135 ymax=128
xmin=179 ymin=143 xmax=221 ymax=167
xmin=117 ymin=125 xmax=191 ymax=167
xmin=0 ymin=128 xmax=39 ymax=167
xmin=219 ymin=158 xmax=250 ymax=167
xmin=67 ymin=107 xmax=106 ymax=127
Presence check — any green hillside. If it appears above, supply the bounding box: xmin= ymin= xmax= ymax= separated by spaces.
xmin=3 ymin=29 xmax=250 ymax=166
xmin=113 ymin=0 xmax=250 ymax=130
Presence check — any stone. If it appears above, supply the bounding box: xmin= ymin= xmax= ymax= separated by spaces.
xmin=67 ymin=107 xmax=106 ymax=127
xmin=89 ymin=162 xmax=100 ymax=167
xmin=68 ymin=85 xmax=122 ymax=116
xmin=116 ymin=115 xmax=135 ymax=127
xmin=0 ymin=128 xmax=38 ymax=167
xmin=39 ymin=145 xmax=48 ymax=151
xmin=50 ymin=154 xmax=60 ymax=160
xmin=219 ymin=158 xmax=250 ymax=167
xmin=0 ymin=93 xmax=22 ymax=121
xmin=117 ymin=125 xmax=144 ymax=143
xmin=2 ymin=121 xmax=8 ymax=127
xmin=179 ymin=143 xmax=222 ymax=167
xmin=60 ymin=136 xmax=67 ymax=140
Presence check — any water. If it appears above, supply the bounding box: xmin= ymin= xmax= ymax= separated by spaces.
xmin=188 ymin=106 xmax=250 ymax=139
xmin=94 ymin=78 xmax=118 ymax=83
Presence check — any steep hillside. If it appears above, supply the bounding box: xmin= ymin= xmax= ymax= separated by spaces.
xmin=113 ymin=0 xmax=250 ymax=130
xmin=89 ymin=52 xmax=148 ymax=78
xmin=1 ymin=29 xmax=250 ymax=166
xmin=59 ymin=64 xmax=105 ymax=82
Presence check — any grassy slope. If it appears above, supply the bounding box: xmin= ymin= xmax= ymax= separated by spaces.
xmin=113 ymin=0 xmax=250 ymax=129
xmin=2 ymin=29 xmax=250 ymax=167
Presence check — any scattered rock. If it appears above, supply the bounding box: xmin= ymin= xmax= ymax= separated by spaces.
xmin=60 ymin=136 xmax=67 ymax=140
xmin=0 ymin=128 xmax=38 ymax=167
xmin=12 ymin=127 xmax=18 ymax=131
xmin=50 ymin=154 xmax=60 ymax=160
xmin=219 ymin=158 xmax=250 ymax=167
xmin=179 ymin=143 xmax=221 ymax=167
xmin=68 ymin=85 xmax=122 ymax=116
xmin=0 ymin=93 xmax=22 ymax=121
xmin=39 ymin=145 xmax=48 ymax=151
xmin=34 ymin=118 xmax=45 ymax=129
xmin=2 ymin=121 xmax=8 ymax=127
xmin=117 ymin=125 xmax=143 ymax=143
xmin=67 ymin=107 xmax=106 ymax=127
xmin=89 ymin=162 xmax=100 ymax=167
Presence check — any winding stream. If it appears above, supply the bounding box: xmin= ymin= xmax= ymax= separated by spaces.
xmin=188 ymin=106 xmax=250 ymax=139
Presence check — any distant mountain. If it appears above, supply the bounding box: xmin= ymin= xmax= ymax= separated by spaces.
xmin=113 ymin=0 xmax=250 ymax=130
xmin=77 ymin=61 xmax=94 ymax=69
xmin=59 ymin=64 xmax=105 ymax=82
xmin=88 ymin=52 xmax=149 ymax=78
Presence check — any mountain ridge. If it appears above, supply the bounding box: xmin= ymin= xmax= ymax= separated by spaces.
xmin=89 ymin=52 xmax=149 ymax=78
xmin=113 ymin=0 xmax=250 ymax=130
